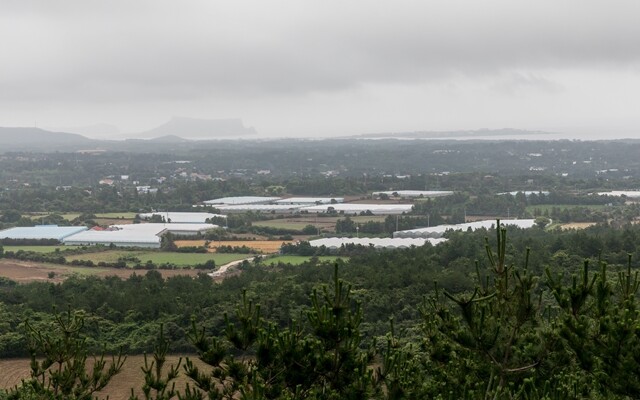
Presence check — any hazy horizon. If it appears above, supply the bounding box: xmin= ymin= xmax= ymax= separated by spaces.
xmin=2 ymin=1 xmax=640 ymax=139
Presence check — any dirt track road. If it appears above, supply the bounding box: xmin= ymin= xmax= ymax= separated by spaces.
xmin=208 ymin=257 xmax=256 ymax=279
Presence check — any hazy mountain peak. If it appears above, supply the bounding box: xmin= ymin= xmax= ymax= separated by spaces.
xmin=138 ymin=117 xmax=257 ymax=140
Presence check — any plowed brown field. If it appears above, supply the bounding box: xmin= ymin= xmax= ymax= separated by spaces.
xmin=0 ymin=355 xmax=211 ymax=400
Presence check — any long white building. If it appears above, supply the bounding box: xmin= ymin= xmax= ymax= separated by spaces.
xmin=0 ymin=225 xmax=88 ymax=242
xmin=394 ymin=219 xmax=536 ymax=238
xmin=302 ymin=203 xmax=413 ymax=215
xmin=372 ymin=190 xmax=454 ymax=198
xmin=203 ymin=196 xmax=281 ymax=205
xmin=309 ymin=237 xmax=447 ymax=250
xmin=138 ymin=212 xmax=226 ymax=224
xmin=63 ymin=223 xmax=218 ymax=248
xmin=596 ymin=191 xmax=640 ymax=199
xmin=275 ymin=197 xmax=344 ymax=205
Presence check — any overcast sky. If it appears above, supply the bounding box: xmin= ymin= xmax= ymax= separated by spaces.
xmin=2 ymin=0 xmax=640 ymax=138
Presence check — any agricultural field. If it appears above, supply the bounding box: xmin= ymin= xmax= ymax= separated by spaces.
xmin=262 ymin=255 xmax=345 ymax=265
xmin=65 ymin=250 xmax=247 ymax=267
xmin=26 ymin=212 xmax=136 ymax=222
xmin=3 ymin=245 xmax=74 ymax=253
xmin=94 ymin=212 xmax=137 ymax=219
xmin=175 ymin=240 xmax=292 ymax=254
xmin=0 ymin=355 xmax=211 ymax=400
xmin=252 ymin=215 xmax=387 ymax=232
xmin=27 ymin=212 xmax=81 ymax=221
xmin=0 ymin=259 xmax=209 ymax=282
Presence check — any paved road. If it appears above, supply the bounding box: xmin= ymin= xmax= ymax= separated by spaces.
xmin=208 ymin=256 xmax=256 ymax=278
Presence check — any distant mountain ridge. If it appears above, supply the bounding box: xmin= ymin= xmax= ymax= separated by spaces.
xmin=0 ymin=127 xmax=92 ymax=146
xmin=137 ymin=117 xmax=257 ymax=139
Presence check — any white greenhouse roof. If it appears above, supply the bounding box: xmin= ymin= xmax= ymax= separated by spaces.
xmin=309 ymin=237 xmax=447 ymax=249
xmin=597 ymin=191 xmax=640 ymax=198
xmin=275 ymin=197 xmax=344 ymax=205
xmin=394 ymin=219 xmax=536 ymax=238
xmin=302 ymin=203 xmax=413 ymax=215
xmin=372 ymin=190 xmax=454 ymax=198
xmin=214 ymin=204 xmax=303 ymax=212
xmin=0 ymin=225 xmax=88 ymax=241
xmin=63 ymin=223 xmax=218 ymax=247
xmin=498 ymin=191 xmax=550 ymax=196
xmin=203 ymin=196 xmax=281 ymax=205
xmin=138 ymin=212 xmax=226 ymax=224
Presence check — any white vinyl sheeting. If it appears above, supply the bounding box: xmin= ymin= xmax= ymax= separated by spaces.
xmin=303 ymin=203 xmax=413 ymax=215
xmin=394 ymin=219 xmax=536 ymax=238
xmin=309 ymin=237 xmax=447 ymax=250
xmin=596 ymin=191 xmax=640 ymax=198
xmin=64 ymin=223 xmax=218 ymax=247
xmin=138 ymin=212 xmax=226 ymax=223
xmin=203 ymin=196 xmax=281 ymax=205
xmin=372 ymin=190 xmax=454 ymax=198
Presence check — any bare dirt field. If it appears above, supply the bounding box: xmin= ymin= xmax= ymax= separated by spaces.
xmin=0 ymin=355 xmax=211 ymax=400
xmin=0 ymin=260 xmax=203 ymax=283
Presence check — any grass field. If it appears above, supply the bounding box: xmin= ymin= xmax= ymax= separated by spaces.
xmin=27 ymin=212 xmax=82 ymax=221
xmin=94 ymin=212 xmax=137 ymax=219
xmin=65 ymin=251 xmax=247 ymax=267
xmin=262 ymin=255 xmax=345 ymax=265
xmin=3 ymin=245 xmax=74 ymax=253
xmin=26 ymin=212 xmax=136 ymax=221
xmin=175 ymin=240 xmax=294 ymax=254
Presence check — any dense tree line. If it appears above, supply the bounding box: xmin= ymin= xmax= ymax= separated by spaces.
xmin=4 ymin=224 xmax=640 ymax=398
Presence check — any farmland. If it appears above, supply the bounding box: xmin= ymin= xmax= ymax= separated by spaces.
xmin=0 ymin=355 xmax=211 ymax=400
xmin=252 ymin=215 xmax=387 ymax=231
xmin=4 ymin=245 xmax=74 ymax=253
xmin=175 ymin=239 xmax=292 ymax=254
xmin=64 ymin=250 xmax=247 ymax=267
xmin=0 ymin=259 xmax=208 ymax=282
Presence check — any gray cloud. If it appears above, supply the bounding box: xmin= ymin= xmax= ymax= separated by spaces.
xmin=1 ymin=0 xmax=640 ymax=136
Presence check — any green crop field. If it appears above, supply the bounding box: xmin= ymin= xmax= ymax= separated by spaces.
xmin=3 ymin=245 xmax=74 ymax=253
xmin=262 ymin=255 xmax=345 ymax=265
xmin=27 ymin=213 xmax=82 ymax=221
xmin=65 ymin=251 xmax=248 ymax=267
xmin=94 ymin=212 xmax=137 ymax=219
